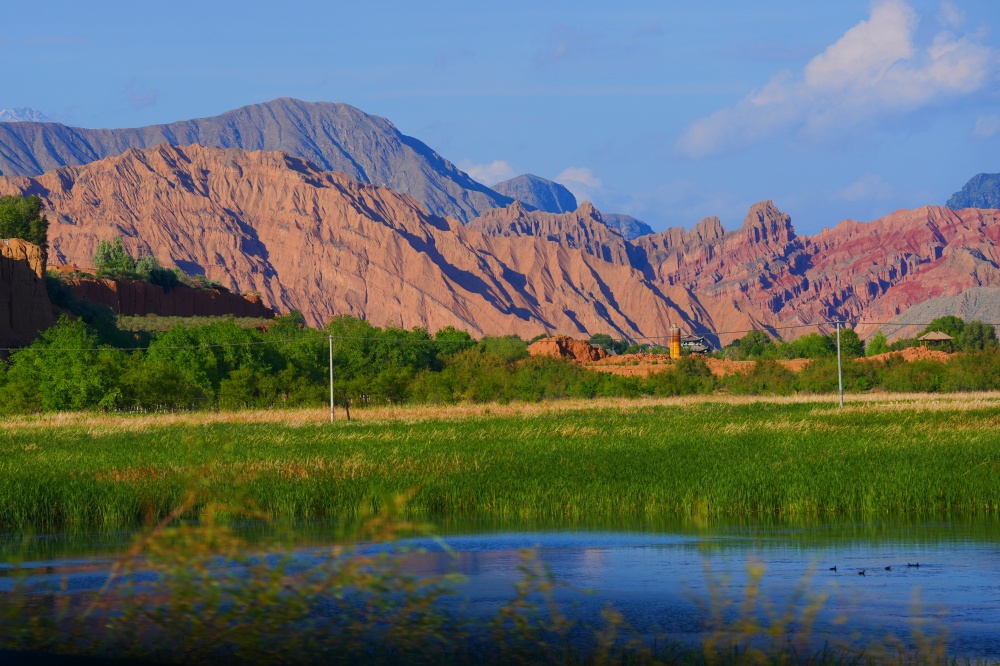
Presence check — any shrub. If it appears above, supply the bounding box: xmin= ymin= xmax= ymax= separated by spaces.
xmin=646 ymin=355 xmax=715 ymax=396
xmin=866 ymin=331 xmax=889 ymax=356
xmin=882 ymin=359 xmax=947 ymax=392
xmin=723 ymin=360 xmax=796 ymax=395
xmin=94 ymin=236 xmax=137 ymax=279
xmin=136 ymin=255 xmax=182 ymax=290
xmin=479 ymin=335 xmax=528 ymax=362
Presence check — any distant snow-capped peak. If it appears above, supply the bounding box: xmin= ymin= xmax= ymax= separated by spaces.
xmin=0 ymin=107 xmax=51 ymax=123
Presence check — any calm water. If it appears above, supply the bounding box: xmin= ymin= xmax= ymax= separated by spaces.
xmin=3 ymin=518 xmax=1000 ymax=657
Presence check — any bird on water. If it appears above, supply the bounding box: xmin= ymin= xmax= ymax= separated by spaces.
xmin=907 ymin=563 xmax=920 ymax=568
xmin=858 ymin=570 xmax=866 ymax=576
xmin=829 ymin=566 xmax=837 ymax=572
xmin=885 ymin=566 xmax=891 ymax=571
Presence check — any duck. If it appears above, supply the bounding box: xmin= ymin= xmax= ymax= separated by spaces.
xmin=858 ymin=569 xmax=866 ymax=576
xmin=885 ymin=566 xmax=891 ymax=571
xmin=829 ymin=566 xmax=837 ymax=572
xmin=907 ymin=562 xmax=920 ymax=568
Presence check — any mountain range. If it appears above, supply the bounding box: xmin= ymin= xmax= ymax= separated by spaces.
xmin=0 ymin=98 xmax=511 ymax=223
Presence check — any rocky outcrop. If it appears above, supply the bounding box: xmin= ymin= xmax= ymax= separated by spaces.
xmin=0 ymin=238 xmax=55 ymax=347
xmin=67 ymin=279 xmax=274 ymax=319
xmin=491 ymin=174 xmax=578 ymax=214
xmin=527 ymin=336 xmax=608 ymax=363
xmin=0 ymin=98 xmax=511 ymax=223
xmin=468 ymin=201 xmax=634 ymax=265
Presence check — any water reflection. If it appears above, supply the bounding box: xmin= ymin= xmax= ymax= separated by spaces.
xmin=2 ymin=517 xmax=1000 ymax=657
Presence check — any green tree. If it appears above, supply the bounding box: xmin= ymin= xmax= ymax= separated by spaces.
xmin=434 ymin=326 xmax=476 ymax=357
xmin=779 ymin=333 xmax=834 ymax=359
xmin=866 ymin=331 xmax=890 ymax=356
xmin=834 ymin=328 xmax=865 ymax=358
xmin=0 ymin=316 xmax=127 ymax=411
xmin=735 ymin=330 xmax=776 ymax=359
xmin=0 ymin=195 xmax=48 ymax=265
xmin=93 ymin=236 xmax=137 ymax=278
xmin=588 ymin=333 xmax=628 ymax=355
xmin=921 ymin=316 xmax=965 ymax=338
xmin=956 ymin=320 xmax=998 ymax=352
xmin=136 ymin=255 xmax=181 ymax=289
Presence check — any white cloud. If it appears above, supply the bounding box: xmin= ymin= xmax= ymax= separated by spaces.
xmin=676 ymin=0 xmax=999 ymax=159
xmin=836 ymin=173 xmax=895 ymax=202
xmin=938 ymin=1 xmax=966 ymax=28
xmin=972 ymin=114 xmax=1000 ymax=139
xmin=459 ymin=160 xmax=515 ymax=186
xmin=556 ymin=167 xmax=603 ymax=203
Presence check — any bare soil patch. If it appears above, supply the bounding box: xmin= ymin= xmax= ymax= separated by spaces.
xmin=587 ymin=354 xmax=809 ymax=377
xmin=862 ymin=347 xmax=952 ymax=363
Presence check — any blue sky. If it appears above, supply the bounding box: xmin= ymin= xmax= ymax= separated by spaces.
xmin=3 ymin=0 xmax=1000 ymax=234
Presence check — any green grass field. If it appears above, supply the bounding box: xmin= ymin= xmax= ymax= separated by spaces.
xmin=2 ymin=395 xmax=999 ymax=531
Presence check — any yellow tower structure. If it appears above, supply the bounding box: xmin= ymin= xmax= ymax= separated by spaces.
xmin=669 ymin=323 xmax=681 ymax=360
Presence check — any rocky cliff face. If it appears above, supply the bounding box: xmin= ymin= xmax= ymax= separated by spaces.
xmin=0 ymin=144 xmax=753 ymax=342
xmin=0 ymin=238 xmax=54 ymax=347
xmin=0 ymin=98 xmax=511 ymax=223
xmin=68 ymin=279 xmax=274 ymax=319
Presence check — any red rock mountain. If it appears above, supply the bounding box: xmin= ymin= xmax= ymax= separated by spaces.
xmin=0 ymin=144 xmax=771 ymax=341
xmin=2 ymin=143 xmax=997 ymax=343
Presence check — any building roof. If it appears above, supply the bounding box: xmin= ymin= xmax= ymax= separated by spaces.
xmin=918 ymin=330 xmax=953 ymax=341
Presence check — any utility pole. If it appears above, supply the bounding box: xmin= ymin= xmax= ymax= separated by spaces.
xmin=329 ymin=335 xmax=342 ymax=423
xmin=836 ymin=321 xmax=844 ymax=408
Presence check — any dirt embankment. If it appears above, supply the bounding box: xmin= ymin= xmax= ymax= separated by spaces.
xmin=528 ymin=336 xmax=609 ymax=362
xmin=861 ymin=347 xmax=952 ymax=363
xmin=67 ymin=278 xmax=274 ymax=319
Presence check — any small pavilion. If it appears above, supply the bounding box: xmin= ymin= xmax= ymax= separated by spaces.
xmin=918 ymin=330 xmax=953 ymax=348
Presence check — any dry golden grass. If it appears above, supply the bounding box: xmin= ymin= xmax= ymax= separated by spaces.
xmin=3 ymin=391 xmax=1000 ymax=433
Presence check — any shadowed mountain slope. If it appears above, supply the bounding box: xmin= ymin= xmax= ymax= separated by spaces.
xmin=947 ymin=173 xmax=1000 ymax=211
xmin=0 ymin=98 xmax=510 ymax=223
xmin=602 ymin=213 xmax=654 ymax=240
xmin=490 ymin=174 xmax=578 ymax=214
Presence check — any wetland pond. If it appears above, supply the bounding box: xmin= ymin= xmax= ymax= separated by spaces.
xmin=3 ymin=516 xmax=1000 ymax=658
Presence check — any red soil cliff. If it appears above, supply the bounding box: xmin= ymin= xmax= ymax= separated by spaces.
xmin=67 ymin=279 xmax=274 ymax=319
xmin=0 ymin=239 xmax=55 ymax=347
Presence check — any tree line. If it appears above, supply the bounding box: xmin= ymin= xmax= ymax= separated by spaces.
xmin=3 ymin=312 xmax=1000 ymax=414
